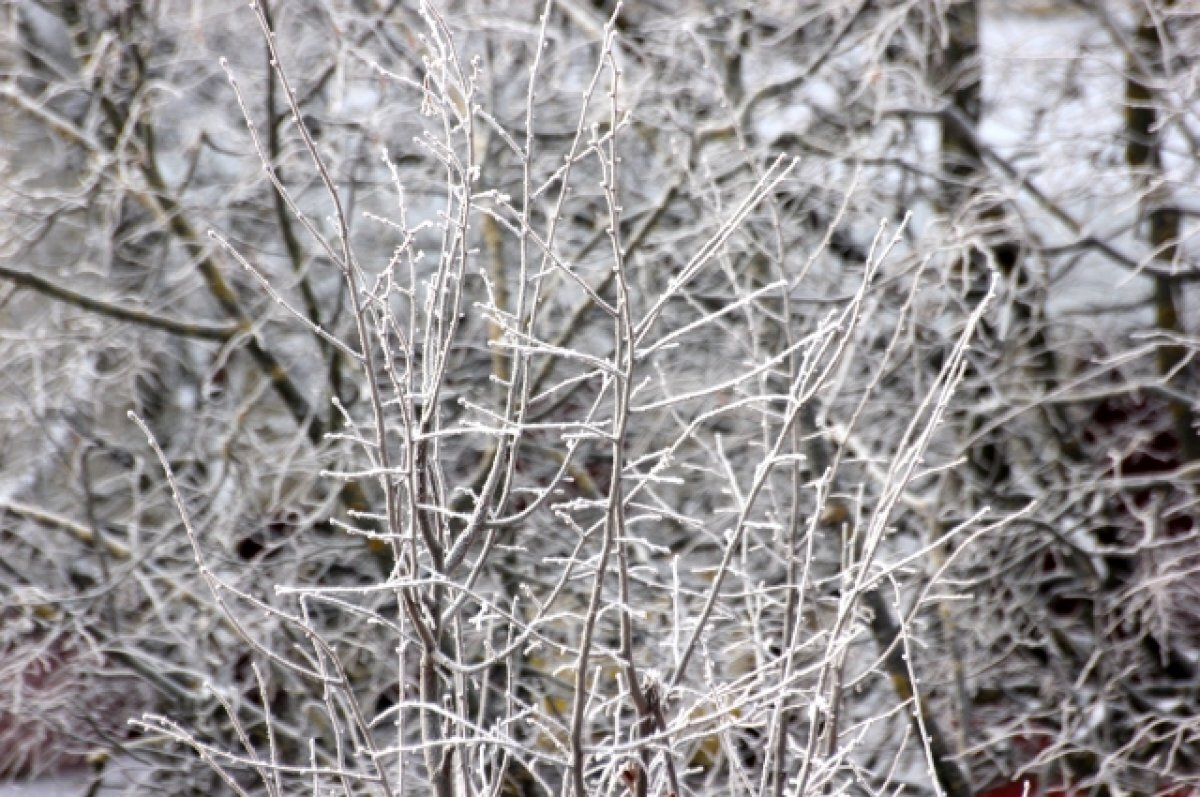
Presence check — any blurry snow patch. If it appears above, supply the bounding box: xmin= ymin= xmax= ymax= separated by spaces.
xmin=15 ymin=1 xmax=76 ymax=78
xmin=0 ymin=772 xmax=87 ymax=797
xmin=981 ymin=5 xmax=1157 ymax=324
xmin=0 ymin=757 xmax=152 ymax=797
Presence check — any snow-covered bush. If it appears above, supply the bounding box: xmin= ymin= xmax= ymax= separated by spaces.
xmin=1 ymin=2 xmax=1197 ymax=795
